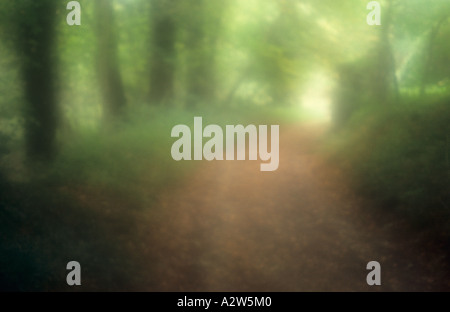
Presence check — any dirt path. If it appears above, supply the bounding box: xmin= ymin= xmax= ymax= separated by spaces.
xmin=140 ymin=123 xmax=449 ymax=291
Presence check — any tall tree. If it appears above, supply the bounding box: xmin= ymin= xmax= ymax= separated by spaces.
xmin=95 ymin=0 xmax=127 ymax=119
xmin=372 ymin=0 xmax=399 ymax=104
xmin=14 ymin=0 xmax=59 ymax=160
xmin=149 ymin=0 xmax=176 ymax=105
xmin=183 ymin=0 xmax=224 ymax=108
xmin=420 ymin=14 xmax=449 ymax=96
xmin=261 ymin=0 xmax=305 ymax=106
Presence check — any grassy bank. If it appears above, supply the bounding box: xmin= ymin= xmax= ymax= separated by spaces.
xmin=326 ymin=97 xmax=450 ymax=237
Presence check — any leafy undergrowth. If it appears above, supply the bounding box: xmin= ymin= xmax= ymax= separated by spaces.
xmin=325 ymin=97 xmax=450 ymax=238
xmin=47 ymin=105 xmax=300 ymax=195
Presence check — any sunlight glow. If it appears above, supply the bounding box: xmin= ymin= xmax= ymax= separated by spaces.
xmin=300 ymin=71 xmax=333 ymax=122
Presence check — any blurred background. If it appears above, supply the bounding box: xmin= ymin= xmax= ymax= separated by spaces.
xmin=0 ymin=0 xmax=449 ymax=291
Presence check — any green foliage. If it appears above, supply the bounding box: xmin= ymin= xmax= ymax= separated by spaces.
xmin=328 ymin=98 xmax=450 ymax=230
xmin=46 ymin=104 xmax=293 ymax=196
xmin=48 ymin=107 xmax=194 ymax=195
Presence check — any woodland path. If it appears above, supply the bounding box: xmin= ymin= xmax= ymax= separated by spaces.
xmin=137 ymin=123 xmax=449 ymax=291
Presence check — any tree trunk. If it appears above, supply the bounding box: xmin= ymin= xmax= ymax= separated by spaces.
xmin=373 ymin=1 xmax=399 ymax=104
xmin=17 ymin=1 xmax=58 ymax=161
xmin=420 ymin=15 xmax=449 ymax=97
xmin=184 ymin=0 xmax=219 ymax=109
xmin=149 ymin=0 xmax=176 ymax=105
xmin=95 ymin=0 xmax=127 ymax=119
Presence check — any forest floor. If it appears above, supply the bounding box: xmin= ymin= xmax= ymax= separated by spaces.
xmin=2 ymin=122 xmax=449 ymax=291
xmin=129 ymin=122 xmax=450 ymax=291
